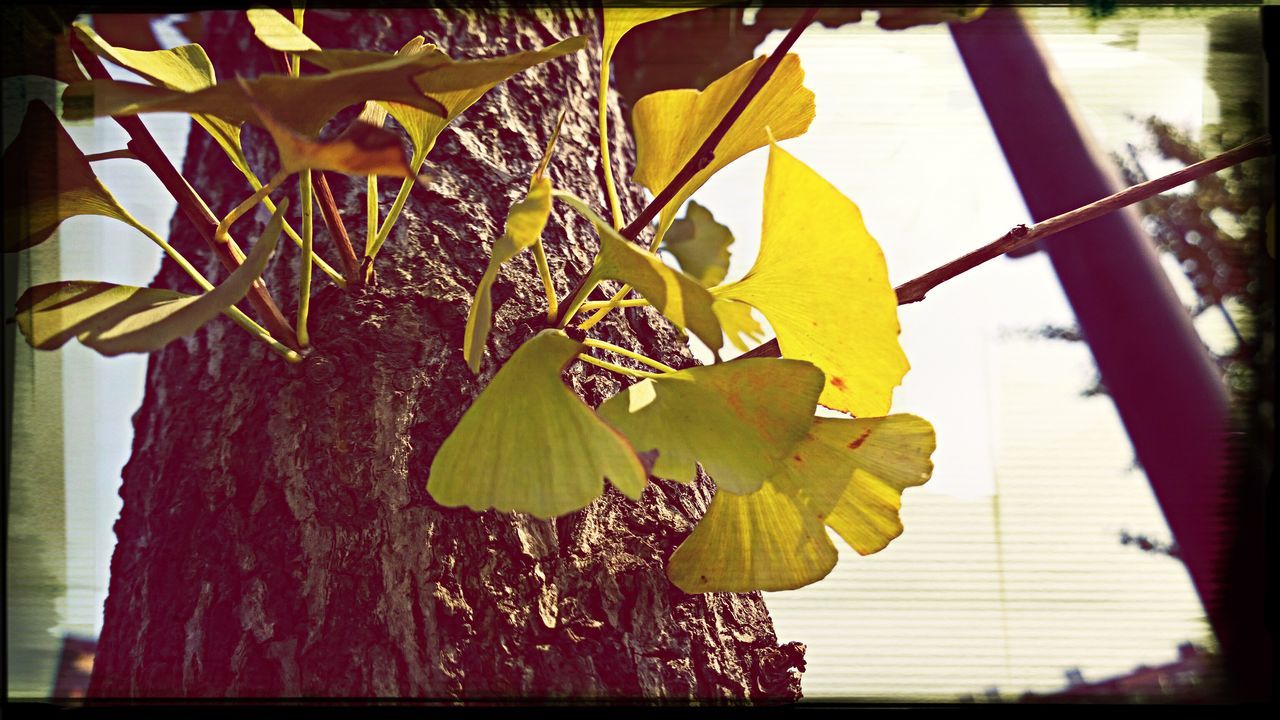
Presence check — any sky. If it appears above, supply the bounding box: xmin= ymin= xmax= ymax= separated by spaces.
xmin=20 ymin=6 xmax=1237 ymax=700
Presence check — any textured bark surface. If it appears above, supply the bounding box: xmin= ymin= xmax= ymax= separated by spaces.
xmin=89 ymin=8 xmax=806 ymax=700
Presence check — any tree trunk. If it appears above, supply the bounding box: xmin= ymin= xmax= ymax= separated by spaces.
xmin=89 ymin=8 xmax=805 ymax=700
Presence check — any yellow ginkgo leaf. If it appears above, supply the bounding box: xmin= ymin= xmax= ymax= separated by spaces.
xmin=632 ymin=53 xmax=815 ymax=244
xmin=429 ymin=329 xmax=648 ymax=519
xmin=601 ymin=6 xmax=700 ymax=70
xmin=61 ymin=51 xmax=449 ymax=136
xmin=597 ymin=358 xmax=823 ymax=493
xmin=555 ymin=193 xmax=722 ymax=353
xmin=661 ymin=200 xmax=734 ymax=287
xmin=667 ymin=480 xmax=838 ymax=593
xmin=713 ymin=297 xmax=765 ymax=353
xmin=714 ymin=140 xmax=908 ymax=416
xmin=772 ymin=415 xmax=935 ymax=556
xmin=242 ymin=84 xmax=415 ymax=177
xmin=15 ymin=198 xmax=287 ymax=355
xmin=463 ymin=177 xmax=554 ymax=374
xmin=3 ymin=101 xmax=133 ymax=253
xmin=245 ymin=8 xmax=321 ymax=52
xmin=302 ymin=36 xmax=586 ymax=166
xmin=70 ymin=22 xmax=252 ymax=178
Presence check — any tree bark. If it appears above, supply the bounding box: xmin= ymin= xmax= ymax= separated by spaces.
xmin=89 ymin=8 xmax=805 ymax=700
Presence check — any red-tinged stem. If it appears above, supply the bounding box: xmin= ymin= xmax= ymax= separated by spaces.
xmin=313 ymin=172 xmax=362 ymax=285
xmin=741 ymin=134 xmax=1273 ymax=360
xmin=69 ymin=32 xmax=301 ymax=352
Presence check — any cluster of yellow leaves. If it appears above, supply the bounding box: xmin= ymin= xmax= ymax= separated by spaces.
xmin=433 ymin=7 xmax=934 ymax=595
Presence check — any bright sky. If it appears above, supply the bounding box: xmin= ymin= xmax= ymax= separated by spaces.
xmin=39 ymin=7 xmax=1228 ymax=700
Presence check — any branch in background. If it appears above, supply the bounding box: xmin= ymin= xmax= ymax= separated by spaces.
xmin=743 ymin=134 xmax=1273 ymax=360
xmin=68 ymin=32 xmax=301 ymax=352
xmin=313 ymin=172 xmax=362 ymax=285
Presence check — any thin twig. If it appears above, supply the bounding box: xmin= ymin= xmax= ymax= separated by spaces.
xmin=313 ymin=171 xmax=362 ymax=285
xmin=558 ymin=8 xmax=820 ymax=316
xmin=84 ymin=148 xmax=136 ymax=162
xmin=742 ymin=134 xmax=1273 ymax=360
xmin=69 ymin=33 xmax=301 ymax=352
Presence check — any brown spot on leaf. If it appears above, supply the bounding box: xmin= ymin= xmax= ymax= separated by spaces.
xmin=831 ymin=376 xmax=847 ymax=390
xmin=847 ymin=428 xmax=872 ymax=450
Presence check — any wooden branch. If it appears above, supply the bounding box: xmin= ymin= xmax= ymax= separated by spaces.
xmin=313 ymin=172 xmax=362 ymax=285
xmin=743 ymin=134 xmax=1272 ymax=360
xmin=69 ymin=33 xmax=301 ymax=351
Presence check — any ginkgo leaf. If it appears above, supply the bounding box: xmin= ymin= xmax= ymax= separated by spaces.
xmin=632 ymin=52 xmax=815 ymax=243
xmin=667 ymin=480 xmax=837 ymax=593
xmin=309 ymin=35 xmax=584 ymax=165
xmin=713 ymin=297 xmax=765 ymax=353
xmin=428 ymin=329 xmax=648 ymax=519
xmin=555 ymin=192 xmax=722 ymax=353
xmin=661 ymin=200 xmax=733 ymax=287
xmin=241 ymin=83 xmax=414 ymax=177
xmin=70 ymin=22 xmax=252 ymax=178
xmin=61 ymin=50 xmax=449 ymax=136
xmin=3 ymin=101 xmax=133 ymax=252
xmin=245 ymin=7 xmax=321 ymax=52
xmin=15 ymin=198 xmax=288 ymax=355
xmin=462 ymin=176 xmax=553 ymax=374
xmin=601 ymin=6 xmax=700 ymax=70
xmin=713 ymin=140 xmax=908 ymax=417
xmin=596 ymin=358 xmax=822 ymax=493
xmin=773 ymin=415 xmax=935 ymax=556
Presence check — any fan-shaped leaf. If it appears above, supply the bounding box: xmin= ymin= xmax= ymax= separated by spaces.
xmin=62 ymin=50 xmax=449 ymax=136
xmin=714 ymin=140 xmax=908 ymax=416
xmin=242 ymin=84 xmax=414 ymax=177
xmin=246 ymin=8 xmax=321 ymax=52
xmin=597 ymin=358 xmax=822 ymax=493
xmin=463 ymin=176 xmax=553 ymax=373
xmin=317 ymin=35 xmax=585 ymax=165
xmin=667 ymin=414 xmax=935 ymax=593
xmin=773 ymin=415 xmax=935 ymax=556
xmin=15 ymin=198 xmax=288 ymax=354
xmin=428 ymin=329 xmax=648 ymax=519
xmin=667 ymin=480 xmax=837 ymax=593
xmin=661 ymin=200 xmax=733 ymax=287
xmin=556 ymin=193 xmax=722 ymax=353
xmin=71 ymin=22 xmax=251 ymax=178
xmin=632 ymin=53 xmax=815 ymax=243
xmin=601 ymin=6 xmax=700 ymax=69
xmin=4 ymin=101 xmax=132 ymax=252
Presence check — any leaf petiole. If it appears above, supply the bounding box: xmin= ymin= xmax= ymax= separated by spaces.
xmin=533 ymin=240 xmax=559 ymax=323
xmin=582 ymin=339 xmax=676 ymax=374
xmin=298 ymin=169 xmax=314 ymax=347
xmin=84 ymin=148 xmax=136 ymax=163
xmin=215 ymin=170 xmax=288 ymax=245
xmin=579 ymin=297 xmax=650 ymax=312
xmin=576 ymin=353 xmax=666 ymax=380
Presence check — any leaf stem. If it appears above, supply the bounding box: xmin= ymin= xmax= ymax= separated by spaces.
xmin=313 ymin=171 xmax=362 ymax=284
xmin=366 ymin=175 xmax=379 ymax=257
xmin=298 ymin=169 xmax=314 ymax=348
xmin=582 ymin=339 xmax=676 ymax=373
xmin=532 ymin=239 xmax=559 ymax=323
xmin=215 ymin=170 xmax=287 ymax=245
xmin=741 ymin=134 xmax=1274 ymax=360
xmin=599 ymin=62 xmax=624 ymax=229
xmin=84 ymin=148 xmax=136 ymax=162
xmin=580 ymin=297 xmax=650 ymax=311
xmin=366 ymin=153 xmax=425 ymax=272
xmin=576 ymin=353 xmax=666 ymax=380
xmin=560 ymin=8 xmax=819 ymax=329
